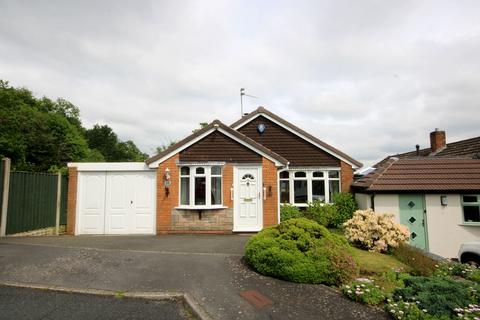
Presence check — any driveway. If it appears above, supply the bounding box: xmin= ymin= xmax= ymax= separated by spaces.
xmin=0 ymin=285 xmax=190 ymax=320
xmin=0 ymin=235 xmax=386 ymax=319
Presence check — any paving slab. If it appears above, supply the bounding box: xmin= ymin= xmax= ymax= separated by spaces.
xmin=0 ymin=235 xmax=387 ymax=319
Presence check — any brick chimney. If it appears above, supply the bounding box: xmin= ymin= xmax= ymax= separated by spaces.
xmin=430 ymin=128 xmax=446 ymax=152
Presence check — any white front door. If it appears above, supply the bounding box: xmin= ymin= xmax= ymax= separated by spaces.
xmin=78 ymin=171 xmax=156 ymax=235
xmin=234 ymin=167 xmax=263 ymax=232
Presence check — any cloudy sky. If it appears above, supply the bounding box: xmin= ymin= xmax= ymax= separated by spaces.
xmin=1 ymin=1 xmax=479 ymax=167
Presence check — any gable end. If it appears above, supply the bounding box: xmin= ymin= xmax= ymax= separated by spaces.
xmin=237 ymin=115 xmax=340 ymax=167
xmin=180 ymin=130 xmax=261 ymax=163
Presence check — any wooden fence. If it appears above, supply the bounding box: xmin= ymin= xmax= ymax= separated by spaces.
xmin=0 ymin=158 xmax=68 ymax=236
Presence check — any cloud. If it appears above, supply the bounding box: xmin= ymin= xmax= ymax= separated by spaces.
xmin=1 ymin=0 xmax=479 ymax=166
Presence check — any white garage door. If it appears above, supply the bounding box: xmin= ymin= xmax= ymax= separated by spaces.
xmin=78 ymin=171 xmax=156 ymax=235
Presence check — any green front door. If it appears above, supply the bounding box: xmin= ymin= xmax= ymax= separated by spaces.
xmin=399 ymin=194 xmax=428 ymax=250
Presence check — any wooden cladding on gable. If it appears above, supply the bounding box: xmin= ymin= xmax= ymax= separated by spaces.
xmin=237 ymin=116 xmax=340 ymax=167
xmin=179 ymin=131 xmax=261 ymax=163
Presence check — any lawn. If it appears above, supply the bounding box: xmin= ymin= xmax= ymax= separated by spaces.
xmin=350 ymin=246 xmax=410 ymax=294
xmin=352 ymin=246 xmax=408 ymax=275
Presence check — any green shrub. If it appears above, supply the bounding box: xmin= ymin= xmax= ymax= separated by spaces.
xmin=280 ymin=204 xmax=302 ymax=221
xmin=455 ymin=304 xmax=480 ymax=320
xmin=434 ymin=261 xmax=480 ymax=283
xmin=304 ymin=201 xmax=337 ymax=227
xmin=392 ymin=276 xmax=479 ymax=317
xmin=244 ymin=218 xmax=359 ymax=285
xmin=384 ymin=300 xmax=447 ymax=320
xmin=332 ymin=192 xmax=358 ymax=227
xmin=342 ymin=280 xmax=385 ymax=305
xmin=391 ymin=243 xmax=438 ymax=276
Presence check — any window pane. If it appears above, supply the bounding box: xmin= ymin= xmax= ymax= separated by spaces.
xmin=329 ymin=171 xmax=339 ymax=178
xmin=211 ymin=166 xmax=221 ymax=175
xmin=180 ymin=166 xmax=189 ymax=176
xmin=463 ymin=195 xmax=478 ymax=203
xmin=295 ymin=171 xmax=306 ymax=178
xmin=211 ymin=176 xmax=222 ymax=205
xmin=464 ymin=206 xmax=480 ymax=222
xmin=294 ymin=180 xmax=308 ymax=203
xmin=313 ymin=171 xmax=324 ymax=178
xmin=312 ymin=180 xmax=325 ymax=202
xmin=180 ymin=177 xmax=190 ymax=205
xmin=280 ymin=171 xmax=289 ymax=179
xmin=280 ymin=180 xmax=289 ymax=203
xmin=328 ymin=180 xmax=340 ymax=202
xmin=196 ymin=167 xmax=205 ymax=175
xmin=194 ymin=177 xmax=206 ymax=205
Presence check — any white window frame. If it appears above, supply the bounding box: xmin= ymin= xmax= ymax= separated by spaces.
xmin=178 ymin=165 xmax=225 ymax=209
xmin=279 ymin=168 xmax=341 ymax=207
xmin=461 ymin=194 xmax=480 ymax=225
xmin=279 ymin=171 xmax=290 ymax=204
xmin=293 ymin=171 xmax=309 ymax=206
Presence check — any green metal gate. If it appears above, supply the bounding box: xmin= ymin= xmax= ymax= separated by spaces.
xmin=0 ymin=160 xmax=4 ymax=215
xmin=4 ymin=170 xmax=68 ymax=235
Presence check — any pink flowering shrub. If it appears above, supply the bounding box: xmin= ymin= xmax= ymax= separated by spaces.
xmin=343 ymin=209 xmax=410 ymax=253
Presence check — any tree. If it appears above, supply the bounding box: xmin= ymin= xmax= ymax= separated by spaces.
xmin=85 ymin=124 xmax=118 ymax=161
xmin=0 ymin=80 xmax=148 ymax=170
xmin=192 ymin=122 xmax=209 ymax=133
xmin=85 ymin=124 xmax=148 ymax=162
xmin=114 ymin=140 xmax=148 ymax=161
xmin=0 ymin=80 xmax=89 ymax=171
xmin=156 ymin=141 xmax=177 ymax=153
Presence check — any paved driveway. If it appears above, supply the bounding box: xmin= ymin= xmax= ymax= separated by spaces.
xmin=0 ymin=235 xmax=386 ymax=319
xmin=0 ymin=285 xmax=190 ymax=320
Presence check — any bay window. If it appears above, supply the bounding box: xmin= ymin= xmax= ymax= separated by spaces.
xmin=312 ymin=171 xmax=325 ymax=202
xmin=279 ymin=169 xmax=340 ymax=206
xmin=293 ymin=171 xmax=308 ymax=204
xmin=328 ymin=171 xmax=340 ymax=201
xmin=179 ymin=165 xmax=223 ymax=208
xmin=279 ymin=171 xmax=290 ymax=203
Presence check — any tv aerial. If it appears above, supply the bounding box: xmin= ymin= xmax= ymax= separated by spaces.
xmin=240 ymin=88 xmax=258 ymax=116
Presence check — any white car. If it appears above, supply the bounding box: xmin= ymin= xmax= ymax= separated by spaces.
xmin=458 ymin=241 xmax=480 ymax=266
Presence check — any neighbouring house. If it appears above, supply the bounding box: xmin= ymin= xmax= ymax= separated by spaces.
xmin=353 ymin=129 xmax=480 ymax=258
xmin=66 ymin=107 xmax=361 ymax=235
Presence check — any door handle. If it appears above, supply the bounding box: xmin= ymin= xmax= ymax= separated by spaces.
xmin=263 ymin=187 xmax=266 ymax=200
xmin=230 ymin=187 xmax=233 ymax=200
xmin=130 ymin=200 xmax=133 ymax=204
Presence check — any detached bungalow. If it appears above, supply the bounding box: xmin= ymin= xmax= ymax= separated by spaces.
xmin=67 ymin=107 xmax=361 ymax=235
xmin=354 ymin=130 xmax=480 ymax=258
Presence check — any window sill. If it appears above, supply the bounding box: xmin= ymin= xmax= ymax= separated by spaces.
xmin=458 ymin=223 xmax=480 ymax=227
xmin=175 ymin=205 xmax=228 ymax=210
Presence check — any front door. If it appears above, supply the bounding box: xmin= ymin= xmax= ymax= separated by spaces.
xmin=234 ymin=167 xmax=263 ymax=232
xmin=399 ymin=194 xmax=428 ymax=250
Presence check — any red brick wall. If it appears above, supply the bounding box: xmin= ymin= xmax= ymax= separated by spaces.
xmin=156 ymin=154 xmax=179 ymax=234
xmin=222 ymin=164 xmax=233 ymax=208
xmin=341 ymin=161 xmax=354 ymax=193
xmin=66 ymin=167 xmax=78 ymax=235
xmin=262 ymin=157 xmax=278 ymax=227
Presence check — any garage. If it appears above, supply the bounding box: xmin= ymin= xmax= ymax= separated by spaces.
xmin=72 ymin=163 xmax=156 ymax=235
